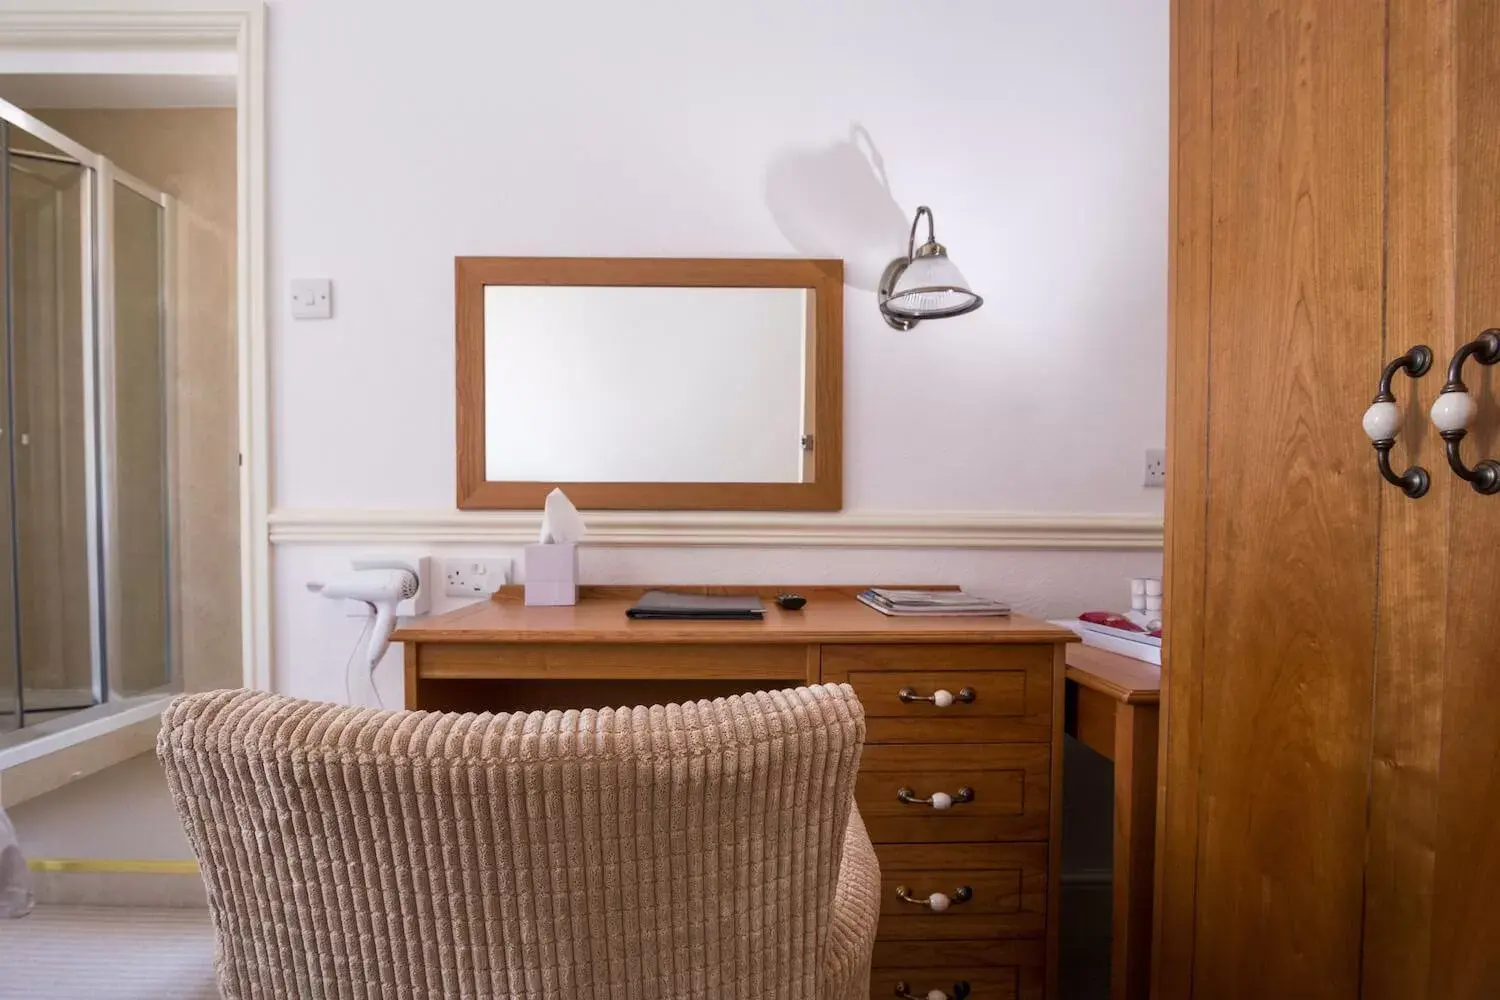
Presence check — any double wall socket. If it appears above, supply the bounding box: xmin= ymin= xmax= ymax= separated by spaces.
xmin=1144 ymin=449 xmax=1167 ymax=488
xmin=444 ymin=557 xmax=511 ymax=598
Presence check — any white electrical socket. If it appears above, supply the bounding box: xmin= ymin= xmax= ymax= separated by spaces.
xmin=1144 ymin=449 xmax=1167 ymax=488
xmin=444 ymin=557 xmax=511 ymax=598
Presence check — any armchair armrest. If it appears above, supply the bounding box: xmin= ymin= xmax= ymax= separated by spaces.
xmin=825 ymin=807 xmax=881 ymax=1000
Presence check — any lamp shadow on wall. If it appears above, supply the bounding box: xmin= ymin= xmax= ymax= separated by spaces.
xmin=763 ymin=124 xmax=909 ymax=292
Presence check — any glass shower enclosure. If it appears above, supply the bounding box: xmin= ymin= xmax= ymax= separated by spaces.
xmin=0 ymin=99 xmax=177 ymax=740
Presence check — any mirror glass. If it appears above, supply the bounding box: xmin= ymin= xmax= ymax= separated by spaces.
xmin=483 ymin=285 xmax=812 ymax=483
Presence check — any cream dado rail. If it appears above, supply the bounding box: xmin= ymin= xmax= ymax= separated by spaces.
xmin=265 ymin=509 xmax=1164 ymax=549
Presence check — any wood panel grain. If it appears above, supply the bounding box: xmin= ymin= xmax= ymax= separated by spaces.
xmin=1113 ymin=701 xmax=1159 ymax=1000
xmin=1065 ymin=644 xmax=1160 ymax=705
xmin=1428 ymin=1 xmax=1500 ymax=995
xmin=874 ymin=842 xmax=1048 ymax=941
xmin=404 ymin=642 xmax=419 ymax=712
xmin=1163 ymin=0 xmax=1389 ymax=997
xmin=1155 ymin=0 xmax=1214 ymax=993
xmin=454 ymin=256 xmax=843 ymax=511
xmin=825 ymin=644 xmax=1053 ymax=744
xmin=857 ymin=743 xmax=1051 ymax=844
xmin=1045 ymin=645 xmax=1065 ymax=1000
xmin=871 ymin=940 xmax=1047 ymax=1000
xmin=412 ymin=677 xmax=789 ymax=715
xmin=870 ymin=964 xmax=1040 ymax=1000
xmin=1067 ymin=683 xmax=1116 ymax=758
xmin=1362 ymin=2 xmax=1455 ymax=997
xmin=417 ymin=642 xmax=807 ymax=681
xmin=395 ymin=592 xmax=1074 ymax=645
xmin=871 ymin=938 xmax=1045 ymax=970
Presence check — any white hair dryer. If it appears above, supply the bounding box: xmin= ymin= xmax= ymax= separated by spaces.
xmin=307 ymin=567 xmax=419 ymax=668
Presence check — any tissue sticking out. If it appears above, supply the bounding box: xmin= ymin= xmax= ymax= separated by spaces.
xmin=540 ymin=488 xmax=586 ymax=545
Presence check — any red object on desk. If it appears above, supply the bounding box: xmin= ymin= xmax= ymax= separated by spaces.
xmin=1080 ymin=611 xmax=1144 ymax=632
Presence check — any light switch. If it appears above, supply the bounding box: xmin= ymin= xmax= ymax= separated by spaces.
xmin=290 ymin=278 xmax=333 ymax=320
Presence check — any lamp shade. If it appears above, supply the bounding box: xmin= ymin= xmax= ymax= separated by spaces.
xmin=884 ymin=251 xmax=983 ymax=319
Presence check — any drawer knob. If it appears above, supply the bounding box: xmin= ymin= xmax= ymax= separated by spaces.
xmin=897 ymin=686 xmax=976 ymax=706
xmin=895 ymin=884 xmax=973 ymax=911
xmin=896 ymin=786 xmax=975 ymax=809
xmin=894 ymin=982 xmax=971 ymax=1000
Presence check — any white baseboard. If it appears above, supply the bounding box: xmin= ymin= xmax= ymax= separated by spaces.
xmin=268 ymin=508 xmax=1164 ymax=550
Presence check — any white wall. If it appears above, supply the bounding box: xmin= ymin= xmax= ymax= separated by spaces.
xmin=265 ymin=0 xmax=1169 ymax=699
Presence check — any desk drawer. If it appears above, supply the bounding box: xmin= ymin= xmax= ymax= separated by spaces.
xmin=823 ymin=645 xmax=1053 ymax=743
xmin=874 ymin=842 xmax=1048 ymax=941
xmin=858 ymin=744 xmax=1051 ymax=844
xmin=870 ymin=940 xmax=1047 ymax=1000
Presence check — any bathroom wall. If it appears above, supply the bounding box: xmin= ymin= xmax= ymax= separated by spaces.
xmin=35 ymin=108 xmax=240 ymax=695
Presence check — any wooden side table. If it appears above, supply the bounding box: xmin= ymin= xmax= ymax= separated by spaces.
xmin=1063 ymin=643 xmax=1161 ymax=1000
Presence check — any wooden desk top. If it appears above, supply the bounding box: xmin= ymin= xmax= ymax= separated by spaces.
xmin=1065 ymin=644 xmax=1161 ymax=705
xmin=393 ymin=587 xmax=1078 ymax=646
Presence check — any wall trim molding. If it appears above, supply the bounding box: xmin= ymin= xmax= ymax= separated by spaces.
xmin=0 ymin=9 xmax=244 ymax=46
xmin=268 ymin=508 xmax=1164 ymax=550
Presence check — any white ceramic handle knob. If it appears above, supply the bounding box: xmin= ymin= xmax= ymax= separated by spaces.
xmin=930 ymin=791 xmax=953 ymax=810
xmin=931 ymin=689 xmax=954 ymax=708
xmin=927 ymin=991 xmax=948 ymax=1000
xmin=1431 ymin=391 xmax=1477 ymax=433
xmin=1363 ymin=401 xmax=1404 ymax=441
xmin=928 ymin=892 xmax=951 ymax=912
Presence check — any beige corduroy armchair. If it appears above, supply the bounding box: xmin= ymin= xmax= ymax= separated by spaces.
xmin=158 ymin=684 xmax=880 ymax=1000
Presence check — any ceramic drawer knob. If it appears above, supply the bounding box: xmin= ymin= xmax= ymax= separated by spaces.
xmin=897 ymin=686 xmax=976 ymax=706
xmin=896 ymin=786 xmax=976 ymax=809
xmin=895 ymin=884 xmax=973 ymax=910
xmin=893 ymin=982 xmax=972 ymax=1000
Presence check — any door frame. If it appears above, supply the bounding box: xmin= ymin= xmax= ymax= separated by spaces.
xmin=0 ymin=0 xmax=269 ymax=800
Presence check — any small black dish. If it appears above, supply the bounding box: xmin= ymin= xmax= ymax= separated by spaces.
xmin=775 ymin=593 xmax=807 ymax=611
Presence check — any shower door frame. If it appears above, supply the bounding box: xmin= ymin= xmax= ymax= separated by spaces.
xmin=96 ymin=148 xmax=181 ymax=704
xmin=0 ymin=98 xmax=181 ymax=729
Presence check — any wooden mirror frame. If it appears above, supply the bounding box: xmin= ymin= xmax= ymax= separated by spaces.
xmin=456 ymin=256 xmax=844 ymax=511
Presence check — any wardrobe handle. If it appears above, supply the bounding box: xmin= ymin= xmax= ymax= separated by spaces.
xmin=1432 ymin=329 xmax=1500 ymax=494
xmin=894 ymin=981 xmax=971 ymax=1000
xmin=1363 ymin=345 xmax=1433 ymax=499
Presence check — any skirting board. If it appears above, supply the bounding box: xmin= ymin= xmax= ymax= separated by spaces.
xmin=267 ymin=508 xmax=1164 ymax=550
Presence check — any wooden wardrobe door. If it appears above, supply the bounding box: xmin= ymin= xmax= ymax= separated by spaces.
xmin=1361 ymin=2 xmax=1455 ymax=998
xmin=1165 ymin=1 xmax=1500 ymax=998
xmin=1159 ymin=0 xmax=1388 ymax=997
xmin=1425 ymin=1 xmax=1500 ymax=994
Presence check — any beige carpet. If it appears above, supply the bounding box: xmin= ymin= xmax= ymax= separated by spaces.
xmin=0 ymin=906 xmax=218 ymax=999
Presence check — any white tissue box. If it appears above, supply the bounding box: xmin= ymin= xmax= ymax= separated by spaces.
xmin=524 ymin=543 xmax=578 ymax=606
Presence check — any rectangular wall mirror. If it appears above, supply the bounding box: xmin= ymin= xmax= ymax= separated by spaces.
xmin=456 ymin=257 xmax=843 ymax=510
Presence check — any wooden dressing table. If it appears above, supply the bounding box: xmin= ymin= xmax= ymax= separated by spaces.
xmin=1064 ymin=644 xmax=1161 ymax=1000
xmin=394 ymin=586 xmax=1077 ymax=1000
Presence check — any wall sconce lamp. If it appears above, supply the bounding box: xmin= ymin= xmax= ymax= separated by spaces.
xmin=878 ymin=205 xmax=984 ymax=331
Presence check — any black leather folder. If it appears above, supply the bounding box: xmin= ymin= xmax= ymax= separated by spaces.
xmin=625 ymin=591 xmax=766 ymax=621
